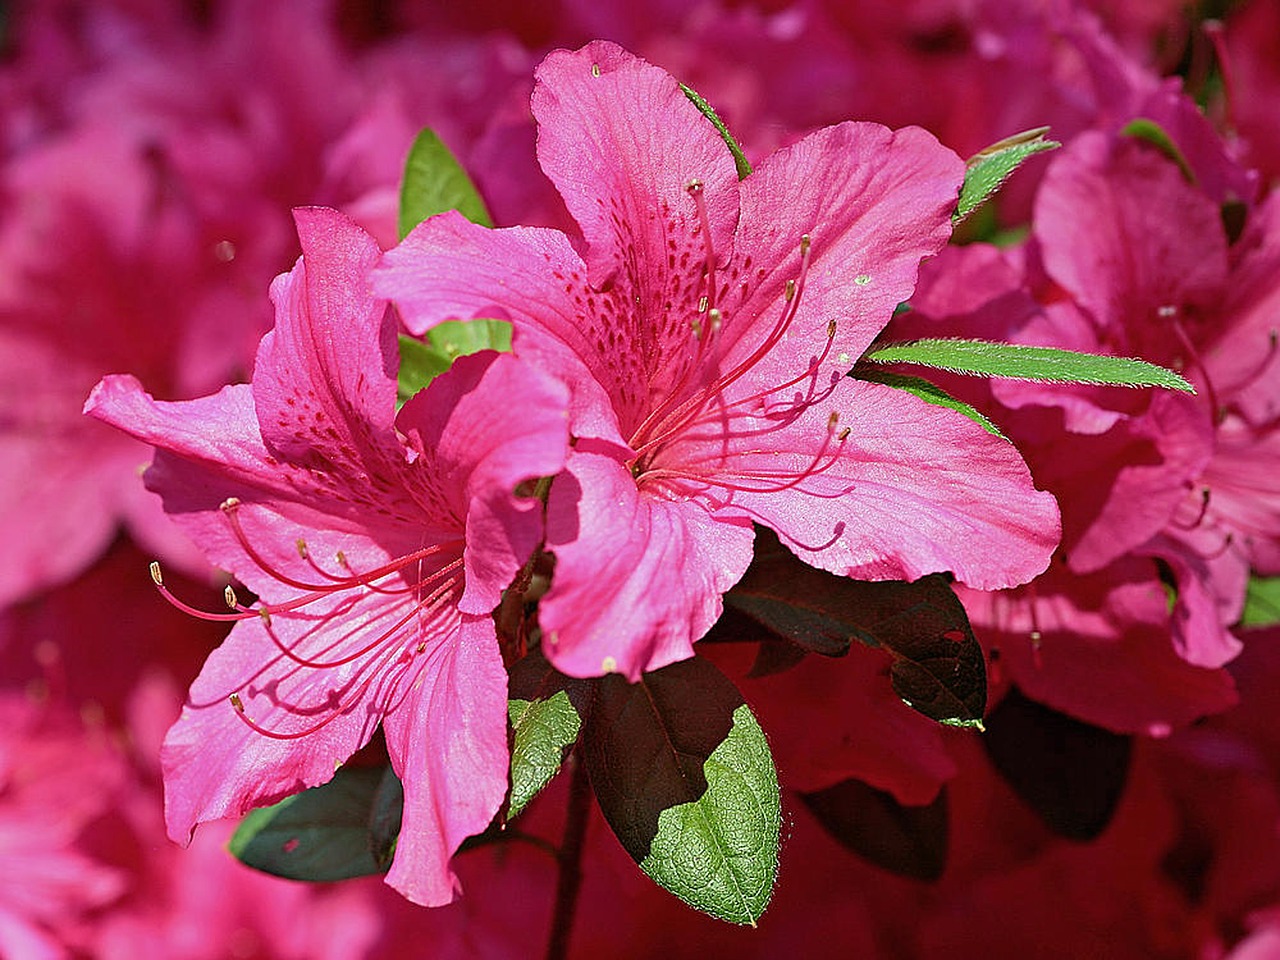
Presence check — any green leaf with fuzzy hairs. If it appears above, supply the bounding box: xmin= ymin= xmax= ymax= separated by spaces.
xmin=864 ymin=339 xmax=1194 ymax=392
xmin=681 ymin=83 xmax=752 ymax=181
xmin=955 ymin=128 xmax=1059 ymax=223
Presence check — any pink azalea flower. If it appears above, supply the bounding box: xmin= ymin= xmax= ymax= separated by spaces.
xmin=956 ymin=558 xmax=1238 ymax=736
xmin=85 ymin=207 xmax=571 ymax=906
xmin=901 ymin=113 xmax=1280 ymax=671
xmin=0 ymin=693 xmax=126 ymax=960
xmin=375 ymin=41 xmax=1060 ymax=679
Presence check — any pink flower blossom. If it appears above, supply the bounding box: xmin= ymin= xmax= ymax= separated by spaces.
xmin=86 ymin=207 xmax=570 ymax=906
xmin=0 ymin=693 xmax=126 ymax=960
xmin=376 ymin=41 xmax=1060 ymax=680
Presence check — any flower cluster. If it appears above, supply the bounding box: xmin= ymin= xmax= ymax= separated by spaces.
xmin=3 ymin=1 xmax=1280 ymax=957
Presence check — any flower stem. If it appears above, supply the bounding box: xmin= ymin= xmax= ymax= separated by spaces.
xmin=544 ymin=743 xmax=591 ymax=960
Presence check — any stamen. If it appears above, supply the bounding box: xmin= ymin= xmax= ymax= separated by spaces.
xmin=631 ymin=233 xmax=818 ymax=459
xmin=1169 ymin=314 xmax=1222 ymax=421
xmin=686 ymin=178 xmax=719 ymax=311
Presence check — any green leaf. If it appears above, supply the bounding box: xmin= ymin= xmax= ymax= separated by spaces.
xmin=983 ymin=689 xmax=1131 ymax=841
xmin=583 ymin=657 xmax=779 ymax=925
xmin=397 ymin=319 xmax=513 ymax=406
xmin=852 ymin=367 xmax=1006 ymax=438
xmin=955 ymin=127 xmax=1059 ymax=223
xmin=507 ymin=692 xmax=582 ymax=819
xmin=865 ymin=338 xmax=1195 ymax=392
xmin=1240 ymin=574 xmax=1280 ymax=628
xmin=800 ymin=779 xmax=949 ymax=881
xmin=1121 ymin=117 xmax=1195 ymax=183
xmin=506 ymin=649 xmax=594 ymax=818
xmin=397 ymin=334 xmax=451 ymax=406
xmin=398 ymin=127 xmax=493 ymax=240
xmin=721 ymin=529 xmax=987 ymax=728
xmin=228 ymin=765 xmax=403 ymax=881
xmin=681 ymin=83 xmax=752 ymax=180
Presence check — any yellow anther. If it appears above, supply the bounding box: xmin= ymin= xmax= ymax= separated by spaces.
xmin=229 ymin=693 xmax=245 ymax=713
xmin=149 ymin=561 xmax=164 ymax=585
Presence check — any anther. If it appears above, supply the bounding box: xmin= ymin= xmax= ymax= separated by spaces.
xmin=800 ymin=234 xmax=811 ymax=255
xmin=224 ymin=585 xmax=239 ymax=610
xmin=827 ymin=412 xmax=840 ymax=434
xmin=296 ymin=539 xmax=308 ymax=560
xmin=691 ymin=317 xmax=704 ymax=340
xmin=837 ymin=427 xmax=851 ymax=441
xmin=827 ymin=319 xmax=837 ymax=338
xmin=685 ymin=178 xmax=704 ymax=195
xmin=229 ymin=693 xmax=245 ymax=713
xmin=785 ymin=279 xmax=796 ymax=303
xmin=220 ymin=497 xmax=241 ymax=512
xmin=698 ymin=295 xmax=708 ymax=313
xmin=708 ymin=308 xmax=722 ymax=333
xmin=149 ymin=561 xmax=163 ymax=586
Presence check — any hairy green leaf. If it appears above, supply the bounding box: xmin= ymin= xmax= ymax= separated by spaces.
xmin=508 ymin=691 xmax=582 ymax=819
xmin=681 ymin=83 xmax=752 ymax=180
xmin=865 ymin=338 xmax=1194 ymax=392
xmin=955 ymin=127 xmax=1059 ymax=223
xmin=583 ymin=657 xmax=779 ymax=925
xmin=852 ymin=367 xmax=1006 ymax=438
xmin=228 ymin=765 xmax=403 ymax=881
xmin=398 ymin=127 xmax=493 ymax=239
xmin=1121 ymin=117 xmax=1195 ymax=182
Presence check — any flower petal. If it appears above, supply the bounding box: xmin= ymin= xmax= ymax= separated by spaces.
xmin=382 ymin=614 xmax=509 ymax=906
xmin=254 ymin=207 xmax=399 ymax=463
xmin=723 ymin=121 xmax=963 ymax=391
xmin=667 ymin=376 xmax=1059 ymax=590
xmin=162 ymin=588 xmax=457 ymax=838
xmin=531 ymin=41 xmax=740 ymax=289
xmin=397 ymin=351 xmax=570 ymax=614
xmin=540 ymin=450 xmax=754 ymax=679
xmin=374 ymin=212 xmax=627 ymax=447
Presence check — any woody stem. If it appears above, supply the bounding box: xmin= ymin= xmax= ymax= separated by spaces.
xmin=544 ymin=742 xmax=592 ymax=960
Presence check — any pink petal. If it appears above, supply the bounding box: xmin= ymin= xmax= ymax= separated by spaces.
xmin=1035 ymin=132 xmax=1228 ymax=337
xmin=374 ymin=212 xmax=627 ymax=447
xmin=397 ymin=351 xmax=569 ymax=614
xmin=668 ymin=376 xmax=1060 ymax=591
xmin=1209 ymin=192 xmax=1280 ymax=427
xmin=540 ymin=451 xmax=755 ymax=679
xmin=726 ymin=121 xmax=964 ymax=390
xmin=253 ymin=207 xmax=398 ymax=462
xmin=382 ymin=615 xmax=509 ymax=906
xmin=1143 ymin=533 xmax=1247 ymax=669
xmin=86 ymin=376 xmax=409 ymax=592
xmin=959 ymin=559 xmax=1238 ymax=735
xmin=531 ymin=41 xmax=740 ymax=289
xmin=161 ymin=591 xmax=462 ymax=839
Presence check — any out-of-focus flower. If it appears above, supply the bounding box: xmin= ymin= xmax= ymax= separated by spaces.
xmin=86 ymin=208 xmax=570 ymax=905
xmin=377 ymin=40 xmax=1059 ymax=681
xmin=0 ymin=693 xmax=125 ymax=960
